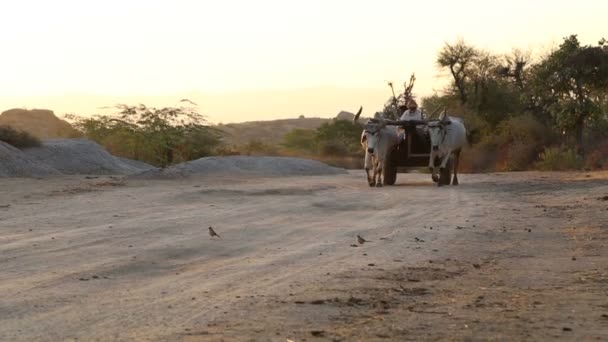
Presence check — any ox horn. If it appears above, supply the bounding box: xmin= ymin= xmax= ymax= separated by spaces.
xmin=353 ymin=106 xmax=363 ymax=123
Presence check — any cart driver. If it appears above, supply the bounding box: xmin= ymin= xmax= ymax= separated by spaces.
xmin=397 ymin=99 xmax=423 ymax=141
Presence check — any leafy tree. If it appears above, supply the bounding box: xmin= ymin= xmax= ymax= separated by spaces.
xmin=438 ymin=42 xmax=527 ymax=127
xmin=437 ymin=39 xmax=478 ymax=105
xmin=69 ymin=102 xmax=222 ymax=166
xmin=530 ymin=35 xmax=608 ymax=148
xmin=498 ymin=49 xmax=531 ymax=92
xmin=430 ymin=34 xmax=608 ymax=171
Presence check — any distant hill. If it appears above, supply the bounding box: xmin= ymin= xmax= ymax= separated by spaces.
xmin=0 ymin=107 xmax=366 ymax=147
xmin=217 ymin=111 xmax=363 ymax=146
xmin=0 ymin=108 xmax=80 ymax=139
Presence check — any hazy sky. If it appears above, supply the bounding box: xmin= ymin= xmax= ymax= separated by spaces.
xmin=0 ymin=0 xmax=605 ymax=123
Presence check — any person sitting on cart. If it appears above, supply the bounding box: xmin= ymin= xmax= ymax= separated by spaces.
xmin=397 ymin=99 xmax=423 ymax=141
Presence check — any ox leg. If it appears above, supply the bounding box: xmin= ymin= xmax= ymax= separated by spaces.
xmin=429 ymin=153 xmax=439 ymax=183
xmin=452 ymin=149 xmax=461 ymax=185
xmin=437 ymin=151 xmax=453 ymax=187
xmin=430 ymin=168 xmax=439 ymax=183
xmin=364 ymin=151 xmax=374 ymax=186
xmin=375 ymin=161 xmax=383 ymax=187
xmin=439 ymin=149 xmax=452 ymax=169
xmin=371 ymin=160 xmax=377 ymax=185
xmin=365 ymin=168 xmax=374 ymax=186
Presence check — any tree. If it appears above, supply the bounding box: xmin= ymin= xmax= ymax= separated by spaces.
xmin=530 ymin=35 xmax=608 ymax=148
xmin=438 ymin=42 xmax=527 ymax=127
xmin=498 ymin=49 xmax=531 ymax=91
xmin=437 ymin=39 xmax=478 ymax=105
xmin=69 ymin=102 xmax=222 ymax=166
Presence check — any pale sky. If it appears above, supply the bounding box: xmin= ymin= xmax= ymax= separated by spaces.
xmin=0 ymin=0 xmax=605 ymax=123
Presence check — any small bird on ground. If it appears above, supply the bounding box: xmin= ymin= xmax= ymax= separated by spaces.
xmin=357 ymin=235 xmax=370 ymax=245
xmin=208 ymin=226 xmax=221 ymax=238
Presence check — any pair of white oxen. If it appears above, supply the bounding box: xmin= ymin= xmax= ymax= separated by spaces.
xmin=359 ymin=111 xmax=468 ymax=187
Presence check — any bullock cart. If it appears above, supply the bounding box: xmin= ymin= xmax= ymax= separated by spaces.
xmin=368 ymin=117 xmax=454 ymax=186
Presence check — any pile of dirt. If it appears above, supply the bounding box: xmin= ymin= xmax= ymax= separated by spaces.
xmin=130 ymin=156 xmax=347 ymax=179
xmin=0 ymin=141 xmax=61 ymax=177
xmin=2 ymin=138 xmax=342 ymax=179
xmin=23 ymin=139 xmax=155 ymax=175
xmin=0 ymin=108 xmax=79 ymax=139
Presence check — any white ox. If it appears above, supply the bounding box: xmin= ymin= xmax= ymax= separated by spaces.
xmin=360 ymin=120 xmax=399 ymax=187
xmin=427 ymin=112 xmax=467 ymax=186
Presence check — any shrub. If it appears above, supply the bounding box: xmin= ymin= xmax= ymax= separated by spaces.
xmin=240 ymin=140 xmax=280 ymax=156
xmin=314 ymin=120 xmax=361 ymax=155
xmin=535 ymin=147 xmax=583 ymax=171
xmin=318 ymin=140 xmax=349 ymax=156
xmin=584 ymin=140 xmax=608 ymax=170
xmin=214 ymin=146 xmax=241 ymax=156
xmin=459 ymin=139 xmax=500 ymax=173
xmin=459 ymin=115 xmax=555 ymax=172
xmin=281 ymin=128 xmax=317 ymax=153
xmin=0 ymin=125 xmax=42 ymax=148
xmin=506 ymin=141 xmax=539 ymax=171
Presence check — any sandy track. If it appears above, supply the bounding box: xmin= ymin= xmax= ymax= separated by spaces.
xmin=1 ymin=171 xmax=607 ymax=341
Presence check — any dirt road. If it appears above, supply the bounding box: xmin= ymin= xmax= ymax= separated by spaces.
xmin=1 ymin=171 xmax=607 ymax=341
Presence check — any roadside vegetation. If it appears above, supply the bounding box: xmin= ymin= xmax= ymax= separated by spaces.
xmin=427 ymin=35 xmax=608 ymax=172
xmin=66 ymin=103 xmax=223 ymax=167
xmin=57 ymin=34 xmax=607 ymax=171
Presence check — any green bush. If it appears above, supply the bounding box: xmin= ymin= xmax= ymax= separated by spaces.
xmin=0 ymin=125 xmax=41 ymax=148
xmin=281 ymin=128 xmax=317 ymax=153
xmin=535 ymin=147 xmax=583 ymax=171
xmin=314 ymin=120 xmax=361 ymax=155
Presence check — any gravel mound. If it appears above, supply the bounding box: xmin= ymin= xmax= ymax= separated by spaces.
xmin=2 ymin=139 xmax=343 ymax=179
xmin=130 ymin=156 xmax=347 ymax=179
xmin=23 ymin=139 xmax=155 ymax=175
xmin=0 ymin=141 xmax=61 ymax=177
xmin=115 ymin=156 xmax=158 ymax=172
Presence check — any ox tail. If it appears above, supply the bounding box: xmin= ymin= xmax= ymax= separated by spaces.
xmin=466 ymin=128 xmax=480 ymax=146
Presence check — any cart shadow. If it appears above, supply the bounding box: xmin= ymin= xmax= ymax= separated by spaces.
xmin=390 ymin=181 xmax=435 ymax=187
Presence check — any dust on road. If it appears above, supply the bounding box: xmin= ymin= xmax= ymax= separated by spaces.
xmin=1 ymin=171 xmax=607 ymax=341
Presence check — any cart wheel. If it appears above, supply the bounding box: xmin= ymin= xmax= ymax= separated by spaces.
xmin=383 ymin=148 xmax=398 ymax=186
